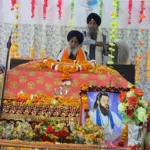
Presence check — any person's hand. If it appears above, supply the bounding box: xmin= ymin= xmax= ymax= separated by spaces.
xmin=95 ymin=41 xmax=105 ymax=47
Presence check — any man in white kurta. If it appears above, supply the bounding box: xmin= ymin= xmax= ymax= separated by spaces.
xmin=89 ymin=92 xmax=125 ymax=141
xmin=82 ymin=13 xmax=109 ymax=64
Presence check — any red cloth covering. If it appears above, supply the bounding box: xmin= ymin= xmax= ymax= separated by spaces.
xmin=4 ymin=60 xmax=130 ymax=97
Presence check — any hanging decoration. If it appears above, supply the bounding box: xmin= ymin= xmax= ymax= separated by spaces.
xmin=99 ymin=0 xmax=103 ymax=18
xmin=128 ymin=0 xmax=132 ymax=24
xmin=40 ymin=0 xmax=49 ymax=58
xmin=69 ymin=0 xmax=75 ymax=29
xmin=118 ymin=123 xmax=128 ymax=146
xmin=146 ymin=30 xmax=150 ymax=80
xmin=139 ymin=0 xmax=145 ymax=23
xmin=136 ymin=0 xmax=146 ymax=83
xmin=10 ymin=3 xmax=21 ymax=58
xmin=107 ymin=0 xmax=120 ymax=65
xmin=146 ymin=51 xmax=150 ymax=80
xmin=11 ymin=0 xmax=17 ymax=11
xmin=31 ymin=0 xmax=36 ymax=18
xmin=135 ymin=56 xmax=143 ymax=83
xmin=57 ymin=0 xmax=62 ymax=20
xmin=30 ymin=0 xmax=36 ymax=58
xmin=43 ymin=0 xmax=48 ymax=20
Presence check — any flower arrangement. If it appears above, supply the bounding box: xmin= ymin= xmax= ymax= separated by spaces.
xmin=42 ymin=58 xmax=119 ymax=84
xmin=35 ymin=119 xmax=70 ymax=143
xmin=118 ymin=88 xmax=149 ymax=125
xmin=70 ymin=118 xmax=104 ymax=145
xmin=4 ymin=91 xmax=80 ymax=108
xmin=0 ymin=121 xmax=35 ymax=141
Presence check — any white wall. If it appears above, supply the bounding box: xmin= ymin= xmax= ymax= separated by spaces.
xmin=0 ymin=0 xmax=150 ymax=28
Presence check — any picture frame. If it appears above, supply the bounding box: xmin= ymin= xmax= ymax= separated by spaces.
xmin=80 ymin=85 xmax=131 ymax=143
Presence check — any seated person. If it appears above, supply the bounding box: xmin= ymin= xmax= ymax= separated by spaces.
xmin=57 ymin=30 xmax=87 ymax=61
xmin=107 ymin=39 xmax=129 ymax=64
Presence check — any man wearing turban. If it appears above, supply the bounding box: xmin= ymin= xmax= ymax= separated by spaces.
xmin=58 ymin=30 xmax=87 ymax=61
xmin=82 ymin=13 xmax=108 ymax=64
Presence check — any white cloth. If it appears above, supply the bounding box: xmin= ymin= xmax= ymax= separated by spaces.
xmin=89 ymin=110 xmax=125 ymax=141
xmin=82 ymin=29 xmax=103 ymax=64
xmin=57 ymin=49 xmax=64 ymax=60
xmin=82 ymin=35 xmax=96 ymax=45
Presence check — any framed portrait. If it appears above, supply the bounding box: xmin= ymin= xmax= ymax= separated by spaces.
xmin=80 ymin=85 xmax=130 ymax=143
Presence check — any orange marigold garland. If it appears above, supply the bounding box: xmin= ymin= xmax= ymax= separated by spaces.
xmin=118 ymin=123 xmax=128 ymax=146
xmin=4 ymin=91 xmax=80 ymax=108
xmin=146 ymin=30 xmax=150 ymax=80
xmin=135 ymin=56 xmax=142 ymax=83
xmin=137 ymin=1 xmax=146 ymax=84
xmin=146 ymin=51 xmax=150 ymax=80
xmin=80 ymin=84 xmax=89 ymax=110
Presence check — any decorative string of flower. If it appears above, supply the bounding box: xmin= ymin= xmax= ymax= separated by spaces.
xmin=128 ymin=0 xmax=132 ymax=24
xmin=115 ymin=0 xmax=120 ymax=18
xmin=69 ymin=0 xmax=75 ymax=29
xmin=135 ymin=56 xmax=142 ymax=83
xmin=136 ymin=0 xmax=146 ymax=83
xmin=80 ymin=84 xmax=89 ymax=110
xmin=10 ymin=4 xmax=21 ymax=58
xmin=146 ymin=51 xmax=150 ymax=80
xmin=30 ymin=0 xmax=36 ymax=58
xmin=42 ymin=58 xmax=119 ymax=85
xmin=43 ymin=58 xmax=96 ymax=85
xmin=40 ymin=0 xmax=49 ymax=59
xmin=146 ymin=30 xmax=150 ymax=81
xmin=4 ymin=91 xmax=80 ymax=108
xmin=11 ymin=0 xmax=17 ymax=11
xmin=57 ymin=0 xmax=62 ymax=20
xmin=31 ymin=0 xmax=36 ymax=18
xmin=99 ymin=0 xmax=103 ymax=19
xmin=43 ymin=0 xmax=48 ymax=20
xmin=139 ymin=0 xmax=145 ymax=23
xmin=108 ymin=0 xmax=120 ymax=65
xmin=118 ymin=123 xmax=128 ymax=146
